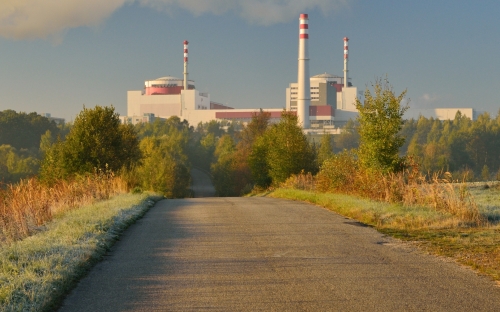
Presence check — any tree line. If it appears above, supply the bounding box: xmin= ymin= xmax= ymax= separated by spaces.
xmin=332 ymin=109 xmax=500 ymax=181
xmin=2 ymin=77 xmax=497 ymax=197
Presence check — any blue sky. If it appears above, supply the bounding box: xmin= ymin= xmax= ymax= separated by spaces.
xmin=1 ymin=1 xmax=499 ymax=122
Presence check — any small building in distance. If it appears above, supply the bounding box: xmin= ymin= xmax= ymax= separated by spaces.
xmin=42 ymin=113 xmax=65 ymax=125
xmin=404 ymin=108 xmax=479 ymax=121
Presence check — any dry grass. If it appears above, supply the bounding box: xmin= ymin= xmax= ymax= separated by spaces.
xmin=384 ymin=171 xmax=484 ymax=226
xmin=294 ymin=155 xmax=485 ymax=226
xmin=0 ymin=172 xmax=128 ymax=244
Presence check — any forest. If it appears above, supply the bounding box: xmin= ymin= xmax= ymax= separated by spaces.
xmin=1 ymin=104 xmax=500 ymax=192
xmin=333 ymin=111 xmax=500 ymax=181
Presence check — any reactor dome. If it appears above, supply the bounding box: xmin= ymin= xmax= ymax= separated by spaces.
xmin=144 ymin=76 xmax=195 ymax=95
xmin=311 ymin=73 xmax=342 ymax=79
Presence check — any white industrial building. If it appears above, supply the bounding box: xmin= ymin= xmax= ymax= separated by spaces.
xmin=286 ymin=73 xmax=362 ymax=128
xmin=122 ymin=75 xmax=284 ymax=126
xmin=121 ymin=41 xmax=283 ymax=126
xmin=404 ymin=108 xmax=478 ymax=121
xmin=121 ymin=15 xmax=476 ymax=130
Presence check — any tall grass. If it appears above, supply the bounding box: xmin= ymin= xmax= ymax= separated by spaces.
xmin=0 ymin=172 xmax=128 ymax=244
xmin=284 ymin=154 xmax=484 ymax=227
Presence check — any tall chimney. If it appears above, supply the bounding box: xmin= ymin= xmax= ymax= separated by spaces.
xmin=297 ymin=14 xmax=310 ymax=129
xmin=343 ymin=37 xmax=349 ymax=89
xmin=183 ymin=40 xmax=189 ymax=90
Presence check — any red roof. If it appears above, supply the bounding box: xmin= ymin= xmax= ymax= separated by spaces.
xmin=310 ymin=106 xmax=334 ymax=117
xmin=215 ymin=111 xmax=284 ymax=119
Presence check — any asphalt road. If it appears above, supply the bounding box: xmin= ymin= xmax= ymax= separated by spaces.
xmin=59 ymin=173 xmax=500 ymax=311
xmin=190 ymin=167 xmax=216 ymax=198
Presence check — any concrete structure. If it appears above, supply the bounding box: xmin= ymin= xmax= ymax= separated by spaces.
xmin=183 ymin=40 xmax=189 ymax=91
xmin=343 ymin=37 xmax=349 ymax=94
xmin=122 ymin=17 xmax=357 ymax=131
xmin=404 ymin=108 xmax=478 ymax=121
xmin=296 ymin=13 xmax=311 ymax=129
xmin=122 ymin=33 xmax=336 ymax=128
xmin=285 ymin=34 xmax=362 ymax=129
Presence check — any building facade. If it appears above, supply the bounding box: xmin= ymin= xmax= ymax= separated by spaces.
xmin=286 ymin=73 xmax=363 ymax=128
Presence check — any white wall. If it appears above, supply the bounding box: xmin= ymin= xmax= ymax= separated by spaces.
xmin=128 ymin=91 xmax=182 ymax=118
xmin=127 ymin=91 xmax=143 ymax=117
xmin=404 ymin=108 xmax=475 ymax=120
xmin=340 ymin=87 xmax=359 ymax=111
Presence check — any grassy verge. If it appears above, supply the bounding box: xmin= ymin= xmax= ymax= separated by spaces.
xmin=0 ymin=192 xmax=163 ymax=312
xmin=266 ymin=188 xmax=500 ymax=283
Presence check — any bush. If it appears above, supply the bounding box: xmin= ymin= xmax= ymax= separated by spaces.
xmin=39 ymin=106 xmax=140 ymax=183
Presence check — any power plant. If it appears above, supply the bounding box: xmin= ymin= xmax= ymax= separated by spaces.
xmin=121 ymin=14 xmax=362 ymax=130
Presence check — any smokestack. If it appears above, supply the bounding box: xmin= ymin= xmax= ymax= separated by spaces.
xmin=297 ymin=14 xmax=310 ymax=129
xmin=183 ymin=40 xmax=189 ymax=90
xmin=343 ymin=37 xmax=349 ymax=89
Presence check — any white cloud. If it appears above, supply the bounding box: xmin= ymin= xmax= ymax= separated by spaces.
xmin=0 ymin=0 xmax=350 ymax=40
xmin=0 ymin=0 xmax=128 ymax=41
xmin=415 ymin=92 xmax=457 ymax=109
xmin=419 ymin=93 xmax=440 ymax=103
xmin=140 ymin=0 xmax=349 ymax=25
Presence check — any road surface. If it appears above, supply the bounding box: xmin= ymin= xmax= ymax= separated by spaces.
xmin=190 ymin=167 xmax=215 ymax=198
xmin=59 ymin=171 xmax=500 ymax=311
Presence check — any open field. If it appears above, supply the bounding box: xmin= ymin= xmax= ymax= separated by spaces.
xmin=0 ymin=192 xmax=162 ymax=312
xmin=267 ymin=183 xmax=500 ymax=283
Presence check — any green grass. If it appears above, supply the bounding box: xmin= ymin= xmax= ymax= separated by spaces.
xmin=268 ymin=188 xmax=463 ymax=229
xmin=266 ymin=188 xmax=500 ymax=283
xmin=0 ymin=192 xmax=163 ymax=312
xmin=468 ymin=183 xmax=500 ymax=223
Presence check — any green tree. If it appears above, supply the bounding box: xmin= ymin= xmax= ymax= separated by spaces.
xmin=355 ymin=78 xmax=408 ymax=173
xmin=134 ymin=136 xmax=191 ymax=198
xmin=335 ymin=119 xmax=359 ymax=152
xmin=249 ymin=135 xmax=272 ymax=188
xmin=251 ymin=111 xmax=316 ymax=186
xmin=0 ymin=145 xmax=39 ymax=183
xmin=0 ymin=110 xmax=60 ymax=151
xmin=211 ymin=135 xmax=237 ymax=196
xmin=317 ymin=133 xmax=334 ymax=165
xmin=481 ymin=164 xmax=490 ymax=181
xmin=39 ymin=106 xmax=140 ymax=181
xmin=230 ymin=111 xmax=271 ymax=191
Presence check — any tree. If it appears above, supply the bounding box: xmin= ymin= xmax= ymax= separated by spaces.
xmin=481 ymin=164 xmax=490 ymax=181
xmin=250 ymin=111 xmax=316 ymax=186
xmin=249 ymin=135 xmax=272 ymax=188
xmin=355 ymin=78 xmax=408 ymax=173
xmin=0 ymin=110 xmax=60 ymax=151
xmin=134 ymin=136 xmax=190 ymax=198
xmin=317 ymin=133 xmax=334 ymax=165
xmin=39 ymin=106 xmax=141 ymax=181
xmin=239 ymin=109 xmax=271 ymax=148
xmin=211 ymin=135 xmax=237 ymax=196
xmin=335 ymin=119 xmax=359 ymax=152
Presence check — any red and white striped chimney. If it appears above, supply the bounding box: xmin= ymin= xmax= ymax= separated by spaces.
xmin=183 ymin=40 xmax=189 ymax=90
xmin=297 ymin=14 xmax=310 ymax=129
xmin=343 ymin=37 xmax=349 ymax=89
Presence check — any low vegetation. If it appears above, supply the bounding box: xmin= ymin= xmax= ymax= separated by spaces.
xmin=0 ymin=193 xmax=162 ymax=311
xmin=0 ymin=172 xmax=128 ymax=244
